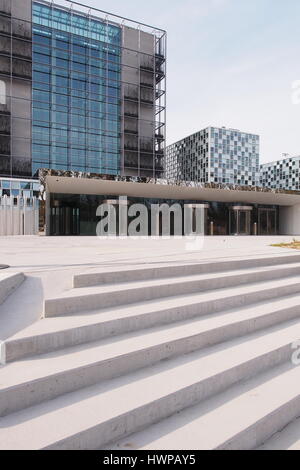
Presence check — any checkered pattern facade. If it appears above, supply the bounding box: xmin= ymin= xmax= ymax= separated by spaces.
xmin=260 ymin=156 xmax=300 ymax=191
xmin=166 ymin=126 xmax=260 ymax=186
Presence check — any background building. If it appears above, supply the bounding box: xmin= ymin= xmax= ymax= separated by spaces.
xmin=260 ymin=155 xmax=300 ymax=191
xmin=166 ymin=126 xmax=260 ymax=186
xmin=0 ymin=0 xmax=166 ymax=182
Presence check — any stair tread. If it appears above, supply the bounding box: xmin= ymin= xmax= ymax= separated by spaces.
xmin=73 ymin=253 xmax=300 ymax=283
xmin=106 ymin=362 xmax=300 ymax=450
xmin=49 ymin=262 xmax=300 ymax=299
xmin=9 ymin=287 xmax=300 ymax=343
xmin=0 ymin=345 xmax=299 ymax=450
xmin=1 ymin=314 xmax=300 ymax=401
xmin=78 ymin=253 xmax=300 ymax=273
xmin=10 ymin=276 xmax=300 ymax=342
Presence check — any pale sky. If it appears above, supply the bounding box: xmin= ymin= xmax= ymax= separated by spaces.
xmin=60 ymin=0 xmax=300 ymax=164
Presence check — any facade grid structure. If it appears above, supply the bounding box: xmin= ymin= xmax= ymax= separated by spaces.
xmin=0 ymin=0 xmax=32 ymax=178
xmin=260 ymin=155 xmax=300 ymax=191
xmin=0 ymin=0 xmax=166 ymax=181
xmin=166 ymin=126 xmax=260 ymax=187
xmin=32 ymin=1 xmax=122 ymax=176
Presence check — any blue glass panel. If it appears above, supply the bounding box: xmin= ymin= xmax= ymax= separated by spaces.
xmin=33 ymin=71 xmax=51 ymax=84
xmin=33 ymin=53 xmax=51 ymax=65
xmin=32 ymin=1 xmax=121 ymax=175
xmin=33 ymin=108 xmax=50 ymax=122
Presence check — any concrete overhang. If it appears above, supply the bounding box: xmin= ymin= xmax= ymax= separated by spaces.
xmin=45 ymin=175 xmax=300 ymax=207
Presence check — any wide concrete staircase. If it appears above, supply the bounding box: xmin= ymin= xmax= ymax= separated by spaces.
xmin=3 ymin=254 xmax=300 ymax=449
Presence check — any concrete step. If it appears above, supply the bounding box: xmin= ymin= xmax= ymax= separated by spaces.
xmin=258 ymin=416 xmax=300 ymax=450
xmin=0 ymin=272 xmax=24 ymax=306
xmin=0 ymin=325 xmax=299 ymax=450
xmin=73 ymin=253 xmax=300 ymax=287
xmin=45 ymin=263 xmax=300 ymax=316
xmin=5 ymin=288 xmax=300 ymax=363
xmin=3 ymin=255 xmax=300 ymax=449
xmin=0 ymin=315 xmax=300 ymax=422
xmin=106 ymin=361 xmax=300 ymax=451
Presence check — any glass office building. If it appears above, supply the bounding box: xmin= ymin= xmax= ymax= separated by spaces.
xmin=0 ymin=0 xmax=32 ymax=178
xmin=1 ymin=1 xmax=296 ymax=237
xmin=260 ymin=155 xmax=300 ymax=191
xmin=166 ymin=126 xmax=260 ymax=187
xmin=32 ymin=2 xmax=121 ymax=175
xmin=0 ymin=0 xmax=166 ymax=184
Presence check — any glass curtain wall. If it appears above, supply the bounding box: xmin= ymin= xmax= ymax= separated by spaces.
xmin=48 ymin=192 xmax=280 ymax=237
xmin=0 ymin=0 xmax=32 ymax=177
xmin=32 ymin=2 xmax=121 ymax=175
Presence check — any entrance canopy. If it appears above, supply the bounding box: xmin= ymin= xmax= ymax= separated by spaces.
xmin=45 ymin=175 xmax=300 ymax=207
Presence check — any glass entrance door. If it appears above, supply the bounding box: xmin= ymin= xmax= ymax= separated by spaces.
xmin=50 ymin=206 xmax=80 ymax=235
xmin=258 ymin=208 xmax=277 ymax=235
xmin=230 ymin=206 xmax=252 ymax=235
